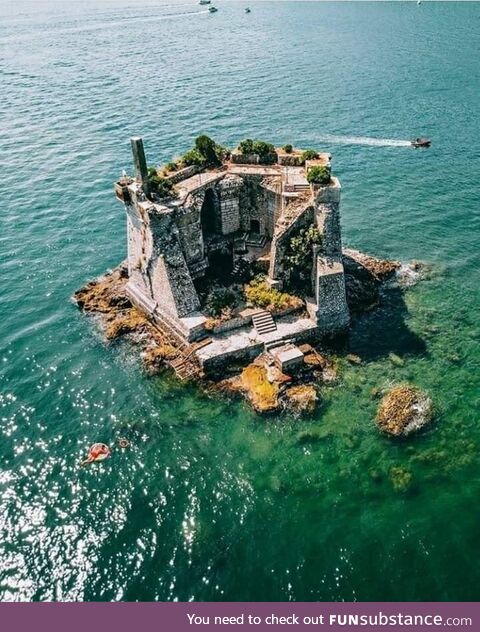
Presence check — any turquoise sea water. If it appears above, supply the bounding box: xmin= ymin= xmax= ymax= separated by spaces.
xmin=1 ymin=0 xmax=479 ymax=602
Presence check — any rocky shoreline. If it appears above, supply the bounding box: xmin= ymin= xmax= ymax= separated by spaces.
xmin=73 ymin=251 xmax=430 ymax=422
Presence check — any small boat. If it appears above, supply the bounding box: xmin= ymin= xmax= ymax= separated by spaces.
xmin=417 ymin=0 xmax=422 ymax=5
xmin=411 ymin=137 xmax=431 ymax=148
xmin=208 ymin=6 xmax=218 ymax=12
xmin=245 ymin=7 xmax=251 ymax=12
xmin=199 ymin=0 xmax=211 ymax=4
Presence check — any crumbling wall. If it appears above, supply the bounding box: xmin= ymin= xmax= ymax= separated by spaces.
xmin=238 ymin=175 xmax=279 ymax=237
xmin=313 ymin=178 xmax=342 ymax=256
xmin=175 ymin=194 xmax=205 ymax=269
xmin=268 ymin=202 xmax=314 ymax=286
xmin=148 ymin=212 xmax=201 ymax=318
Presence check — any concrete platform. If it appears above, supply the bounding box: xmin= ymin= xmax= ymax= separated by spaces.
xmin=195 ymin=314 xmax=319 ymax=373
xmin=270 ymin=343 xmax=304 ymax=372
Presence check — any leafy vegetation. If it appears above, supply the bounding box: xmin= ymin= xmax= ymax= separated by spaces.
xmin=238 ymin=138 xmax=277 ymax=163
xmin=205 ymin=286 xmax=237 ymax=317
xmin=301 ymin=149 xmax=320 ymax=161
xmin=181 ymin=148 xmax=206 ymax=167
xmin=244 ymin=275 xmax=301 ymax=311
xmin=282 ymin=144 xmax=293 ymax=154
xmin=306 ymin=165 xmax=331 ymax=185
xmin=194 ymin=135 xmax=223 ymax=167
xmin=161 ymin=135 xmax=229 ymax=172
xmin=147 ymin=167 xmax=175 ymax=199
xmin=284 ymin=225 xmax=322 ymax=289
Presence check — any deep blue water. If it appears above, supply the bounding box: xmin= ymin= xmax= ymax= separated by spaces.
xmin=1 ymin=0 xmax=479 ymax=601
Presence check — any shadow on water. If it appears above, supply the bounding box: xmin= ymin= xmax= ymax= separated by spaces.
xmin=348 ymin=285 xmax=427 ymax=361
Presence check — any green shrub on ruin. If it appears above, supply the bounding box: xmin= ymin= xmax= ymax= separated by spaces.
xmin=195 ymin=135 xmax=221 ymax=167
xmin=244 ymin=275 xmax=301 ymax=311
xmin=301 ymin=149 xmax=320 ymax=161
xmin=238 ymin=138 xmax=255 ymax=155
xmin=181 ymin=148 xmax=207 ymax=167
xmin=148 ymin=172 xmax=175 ymax=199
xmin=306 ymin=165 xmax=331 ymax=185
xmin=238 ymin=139 xmax=276 ymax=163
xmin=205 ymin=286 xmax=237 ymax=317
xmin=282 ymin=144 xmax=293 ymax=154
xmin=284 ymin=226 xmax=322 ymax=290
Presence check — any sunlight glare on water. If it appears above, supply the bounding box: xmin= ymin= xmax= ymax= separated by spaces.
xmin=0 ymin=0 xmax=479 ymax=602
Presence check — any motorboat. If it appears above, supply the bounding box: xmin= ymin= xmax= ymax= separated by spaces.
xmin=199 ymin=0 xmax=211 ymax=4
xmin=208 ymin=6 xmax=218 ymax=12
xmin=245 ymin=7 xmax=251 ymax=12
xmin=411 ymin=137 xmax=431 ymax=148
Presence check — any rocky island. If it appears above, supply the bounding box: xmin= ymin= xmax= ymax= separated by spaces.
xmin=75 ymin=135 xmax=431 ymax=426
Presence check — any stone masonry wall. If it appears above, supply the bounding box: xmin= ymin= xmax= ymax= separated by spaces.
xmin=315 ymin=258 xmax=350 ymax=333
xmin=217 ymin=174 xmax=242 ymax=235
xmin=148 ymin=212 xmax=201 ymax=318
xmin=175 ymin=195 xmax=205 ymax=268
xmin=238 ymin=175 xmax=278 ymax=237
xmin=313 ymin=178 xmax=342 ymax=256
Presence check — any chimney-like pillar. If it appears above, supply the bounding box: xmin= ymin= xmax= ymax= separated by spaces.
xmin=130 ymin=136 xmax=150 ymax=197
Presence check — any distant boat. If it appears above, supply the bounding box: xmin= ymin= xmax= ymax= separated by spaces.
xmin=417 ymin=0 xmax=422 ymax=4
xmin=199 ymin=0 xmax=211 ymax=4
xmin=208 ymin=6 xmax=218 ymax=12
xmin=411 ymin=137 xmax=431 ymax=148
xmin=245 ymin=7 xmax=251 ymax=12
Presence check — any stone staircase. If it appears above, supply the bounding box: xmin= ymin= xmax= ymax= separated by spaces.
xmin=231 ymin=258 xmax=250 ymax=281
xmin=245 ymin=232 xmax=267 ymax=248
xmin=265 ymin=338 xmax=292 ymax=351
xmin=252 ymin=310 xmax=277 ymax=336
xmin=169 ymin=337 xmax=212 ymax=381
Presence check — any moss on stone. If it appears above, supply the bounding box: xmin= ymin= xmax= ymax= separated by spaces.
xmin=376 ymin=384 xmax=433 ymax=437
xmin=240 ymin=365 xmax=279 ymax=413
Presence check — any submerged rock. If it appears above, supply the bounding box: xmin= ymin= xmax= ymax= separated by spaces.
xmin=390 ymin=466 xmax=413 ymax=492
xmin=388 ymin=352 xmax=405 ymax=367
xmin=346 ymin=353 xmax=362 ymax=365
xmin=376 ymin=384 xmax=433 ymax=437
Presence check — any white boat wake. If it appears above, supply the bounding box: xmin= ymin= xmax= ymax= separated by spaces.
xmin=315 ymin=135 xmax=411 ymax=148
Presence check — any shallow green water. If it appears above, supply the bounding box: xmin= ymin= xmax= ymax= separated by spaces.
xmin=1 ymin=0 xmax=479 ymax=601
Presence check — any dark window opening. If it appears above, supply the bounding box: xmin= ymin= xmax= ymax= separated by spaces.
xmin=250 ymin=219 xmax=260 ymax=234
xmin=201 ymin=189 xmax=217 ymax=236
xmin=207 ymin=244 xmax=233 ymax=281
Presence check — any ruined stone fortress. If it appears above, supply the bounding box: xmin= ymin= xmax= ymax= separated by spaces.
xmin=114 ymin=137 xmax=350 ymax=374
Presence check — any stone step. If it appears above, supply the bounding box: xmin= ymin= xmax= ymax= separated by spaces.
xmin=252 ymin=310 xmax=277 ymax=335
xmin=265 ymin=338 xmax=293 ymax=351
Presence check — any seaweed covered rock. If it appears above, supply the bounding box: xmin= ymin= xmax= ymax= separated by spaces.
xmin=73 ymin=264 xmax=184 ymax=374
xmin=73 ymin=264 xmax=130 ymax=314
xmin=344 ymin=249 xmax=400 ymax=281
xmin=240 ymin=364 xmax=280 ymax=413
xmin=376 ymin=384 xmax=433 ymax=437
xmin=284 ymin=384 xmax=318 ymax=414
